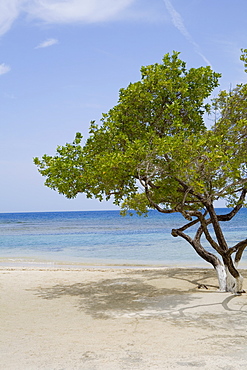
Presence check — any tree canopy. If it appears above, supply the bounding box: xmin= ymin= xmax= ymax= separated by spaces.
xmin=34 ymin=51 xmax=247 ymax=293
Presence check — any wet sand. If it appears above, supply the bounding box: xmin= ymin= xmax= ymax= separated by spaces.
xmin=0 ymin=267 xmax=247 ymax=369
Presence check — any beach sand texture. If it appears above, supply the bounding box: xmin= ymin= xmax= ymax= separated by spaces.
xmin=0 ymin=267 xmax=247 ymax=369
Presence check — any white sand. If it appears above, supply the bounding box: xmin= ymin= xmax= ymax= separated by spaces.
xmin=0 ymin=267 xmax=247 ymax=369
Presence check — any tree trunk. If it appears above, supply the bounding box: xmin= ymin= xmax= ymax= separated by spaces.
xmin=214 ymin=261 xmax=243 ymax=293
xmin=214 ymin=263 xmax=227 ymax=291
xmin=190 ymin=239 xmax=244 ymax=293
xmin=171 ymin=224 xmax=244 ymax=294
xmin=225 ymin=266 xmax=243 ymax=293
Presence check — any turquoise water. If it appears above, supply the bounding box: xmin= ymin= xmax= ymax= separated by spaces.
xmin=0 ymin=209 xmax=246 ymax=267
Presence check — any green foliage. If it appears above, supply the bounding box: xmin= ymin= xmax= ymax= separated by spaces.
xmin=34 ymin=51 xmax=247 ymax=216
xmin=240 ymin=48 xmax=247 ymax=73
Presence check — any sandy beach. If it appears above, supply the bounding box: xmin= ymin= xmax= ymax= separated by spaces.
xmin=0 ymin=267 xmax=247 ymax=369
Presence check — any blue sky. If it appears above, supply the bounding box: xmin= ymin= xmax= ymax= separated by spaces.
xmin=0 ymin=0 xmax=247 ymax=213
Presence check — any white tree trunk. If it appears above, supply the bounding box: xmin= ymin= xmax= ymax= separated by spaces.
xmin=215 ymin=262 xmax=243 ymax=293
xmin=215 ymin=263 xmax=227 ymax=291
xmin=225 ymin=266 xmax=243 ymax=294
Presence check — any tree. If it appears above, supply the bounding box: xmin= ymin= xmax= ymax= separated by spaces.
xmin=34 ymin=52 xmax=247 ymax=293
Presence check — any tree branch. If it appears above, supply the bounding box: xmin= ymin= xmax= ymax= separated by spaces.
xmin=143 ymin=183 xmax=176 ymax=214
xmin=174 ymin=177 xmax=206 ymax=204
xmin=217 ymin=188 xmax=247 ymax=221
xmin=171 ymin=227 xmax=221 ymax=268
xmin=216 ymin=180 xmax=247 ymax=199
xmin=227 ymin=239 xmax=247 ymax=263
xmin=193 ymin=211 xmax=223 ymax=255
xmin=206 ymin=203 xmax=228 ymax=252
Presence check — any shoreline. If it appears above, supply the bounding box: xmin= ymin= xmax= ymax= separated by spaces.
xmin=2 ymin=265 xmax=247 ymax=274
xmin=1 ymin=257 xmax=247 ymax=271
xmin=0 ymin=255 xmax=209 ymax=270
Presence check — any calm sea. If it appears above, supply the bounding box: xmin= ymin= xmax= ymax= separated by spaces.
xmin=0 ymin=209 xmax=246 ymax=268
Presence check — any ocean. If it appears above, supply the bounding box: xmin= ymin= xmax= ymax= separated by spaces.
xmin=0 ymin=209 xmax=246 ymax=268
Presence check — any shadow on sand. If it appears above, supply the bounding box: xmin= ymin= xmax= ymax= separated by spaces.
xmin=31 ymin=269 xmax=247 ymax=319
xmin=33 ymin=276 xmax=199 ymax=319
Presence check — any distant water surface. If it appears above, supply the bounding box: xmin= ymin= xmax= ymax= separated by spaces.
xmin=0 ymin=209 xmax=246 ymax=268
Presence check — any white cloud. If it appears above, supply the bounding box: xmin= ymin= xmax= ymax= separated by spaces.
xmin=0 ymin=0 xmax=168 ymax=39
xmin=164 ymin=0 xmax=192 ymax=42
xmin=35 ymin=38 xmax=58 ymax=49
xmin=163 ymin=0 xmax=211 ymax=66
xmin=26 ymin=0 xmax=135 ymax=23
xmin=0 ymin=0 xmax=26 ymax=37
xmin=0 ymin=63 xmax=11 ymax=75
